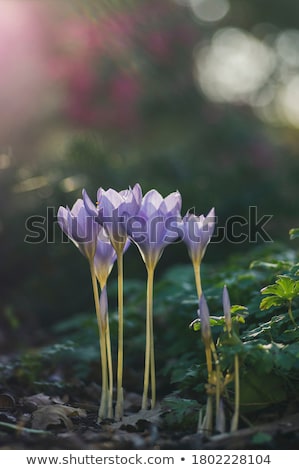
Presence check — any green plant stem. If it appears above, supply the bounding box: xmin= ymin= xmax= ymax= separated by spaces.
xmin=205 ymin=347 xmax=213 ymax=378
xmin=210 ymin=343 xmax=221 ymax=424
xmin=0 ymin=421 xmax=51 ymax=435
xmin=149 ymin=266 xmax=156 ymax=409
xmin=142 ymin=265 xmax=156 ymax=410
xmin=193 ymin=261 xmax=202 ymax=299
xmin=115 ymin=250 xmax=124 ymax=420
xmin=231 ymin=354 xmax=240 ymax=432
xmin=98 ymin=281 xmax=113 ymax=419
xmin=199 ymin=395 xmax=213 ymax=435
xmin=106 ymin=317 xmax=114 ymax=419
xmin=204 ymin=342 xmax=221 ymax=435
xmin=202 ymin=346 xmax=214 ymax=435
xmin=90 ymin=264 xmax=108 ymax=421
xmin=288 ymin=301 xmax=297 ymax=328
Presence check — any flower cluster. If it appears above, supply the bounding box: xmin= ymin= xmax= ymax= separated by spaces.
xmin=58 ymin=183 xmax=215 ymax=420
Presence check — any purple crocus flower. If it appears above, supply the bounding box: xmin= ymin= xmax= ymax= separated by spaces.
xmin=83 ymin=184 xmax=141 ymax=419
xmin=128 ymin=189 xmax=182 ymax=270
xmin=127 ymin=188 xmax=182 ymax=410
xmin=182 ymin=207 xmax=215 ymax=265
xmin=83 ymin=184 xmax=142 ymax=253
xmin=57 ymin=198 xmax=99 ymax=263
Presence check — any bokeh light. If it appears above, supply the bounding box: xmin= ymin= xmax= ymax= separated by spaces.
xmin=190 ymin=0 xmax=230 ymax=23
xmin=195 ymin=28 xmax=275 ymax=103
xmin=194 ymin=23 xmax=299 ymax=129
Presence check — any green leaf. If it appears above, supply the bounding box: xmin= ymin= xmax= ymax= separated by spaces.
xmin=189 ymin=316 xmax=226 ymax=331
xmin=209 ymin=316 xmax=226 ymax=327
xmin=189 ymin=319 xmax=201 ymax=331
xmin=289 ymin=228 xmax=299 ymax=240
xmin=260 ymin=275 xmax=299 ymax=311
xmin=250 ymin=260 xmax=290 ymax=271
xmin=260 ymin=296 xmax=283 ymax=310
xmin=162 ymin=397 xmax=199 ymax=430
xmin=231 ymin=305 xmax=248 ymax=315
xmin=251 ymin=432 xmax=272 ymax=445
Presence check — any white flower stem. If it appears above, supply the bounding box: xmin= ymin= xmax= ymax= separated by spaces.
xmin=210 ymin=343 xmax=221 ymax=425
xmin=90 ymin=263 xmax=108 ymax=421
xmin=106 ymin=316 xmax=114 ymax=419
xmin=288 ymin=301 xmax=297 ymax=328
xmin=231 ymin=354 xmax=240 ymax=432
xmin=199 ymin=394 xmax=213 ymax=436
xmin=115 ymin=250 xmax=124 ymax=420
xmin=142 ymin=265 xmax=155 ymax=410
xmin=193 ymin=261 xmax=202 ymax=299
xmin=100 ymin=282 xmax=114 ymax=420
xmin=149 ymin=266 xmax=156 ymax=409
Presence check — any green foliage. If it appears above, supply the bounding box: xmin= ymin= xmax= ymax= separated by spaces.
xmin=0 ymin=340 xmax=92 ymax=393
xmin=251 ymin=432 xmax=273 ymax=445
xmin=162 ymin=396 xmax=200 ymax=431
xmin=189 ymin=305 xmax=248 ymax=332
xmin=260 ymin=275 xmax=299 ymax=310
xmin=161 ymin=244 xmax=299 ymax=415
xmin=289 ymin=228 xmax=299 ymax=240
xmin=2 ymin=240 xmax=299 ymax=429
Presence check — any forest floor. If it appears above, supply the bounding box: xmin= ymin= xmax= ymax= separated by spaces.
xmin=1 ymin=382 xmax=299 ymax=450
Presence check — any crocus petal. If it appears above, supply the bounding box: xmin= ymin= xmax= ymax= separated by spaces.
xmin=103 ymin=188 xmax=124 ymax=210
xmin=94 ymin=227 xmax=117 ymax=288
xmin=57 ymin=198 xmax=99 ymax=263
xmin=71 ymin=198 xmax=85 ymax=216
xmin=95 ymin=185 xmax=142 ymax=251
xmin=131 ymin=183 xmax=143 ymax=205
xmin=57 ymin=206 xmax=70 ymax=237
xmin=121 ymin=183 xmax=142 ymax=216
xmin=183 ymin=208 xmax=215 ymax=265
xmin=82 ymin=188 xmax=98 ymax=216
xmin=142 ymin=189 xmax=164 ymax=216
xmin=161 ymin=190 xmax=182 ymax=215
xmin=130 ymin=188 xmax=182 ymax=270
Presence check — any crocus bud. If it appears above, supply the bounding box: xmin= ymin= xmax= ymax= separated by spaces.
xmin=198 ymin=294 xmax=212 ymax=348
xmin=182 ymin=208 xmax=215 ymax=265
xmin=223 ymin=285 xmax=232 ymax=334
xmin=57 ymin=198 xmax=99 ymax=263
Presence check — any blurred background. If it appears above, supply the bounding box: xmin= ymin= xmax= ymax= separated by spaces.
xmin=1 ymin=0 xmax=299 ymax=351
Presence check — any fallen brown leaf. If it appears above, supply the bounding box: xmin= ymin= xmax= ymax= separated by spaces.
xmin=32 ymin=405 xmax=86 ymax=431
xmin=0 ymin=393 xmax=16 ymax=410
xmin=111 ymin=407 xmax=162 ymax=431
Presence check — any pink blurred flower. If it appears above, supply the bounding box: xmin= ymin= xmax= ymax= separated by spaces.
xmin=146 ymin=31 xmax=172 ymax=61
xmin=0 ymin=1 xmax=58 ymax=140
xmin=50 ymin=0 xmax=200 ymax=133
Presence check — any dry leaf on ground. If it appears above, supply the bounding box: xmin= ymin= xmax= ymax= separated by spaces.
xmin=32 ymin=405 xmax=86 ymax=431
